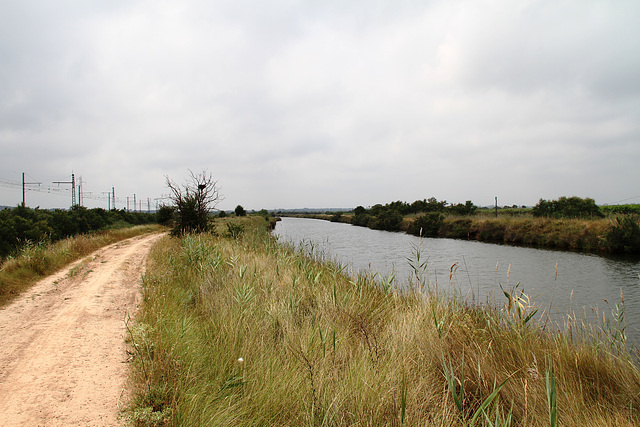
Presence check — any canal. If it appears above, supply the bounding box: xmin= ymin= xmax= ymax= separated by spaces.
xmin=274 ymin=217 xmax=640 ymax=347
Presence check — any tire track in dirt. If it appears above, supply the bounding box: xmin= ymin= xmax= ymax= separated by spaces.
xmin=0 ymin=232 xmax=165 ymax=426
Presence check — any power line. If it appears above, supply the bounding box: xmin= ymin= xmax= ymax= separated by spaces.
xmin=607 ymin=195 xmax=640 ymax=205
xmin=52 ymin=173 xmax=76 ymax=206
xmin=1 ymin=171 xmax=161 ymax=211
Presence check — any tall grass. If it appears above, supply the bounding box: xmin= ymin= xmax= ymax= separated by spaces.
xmin=126 ymin=217 xmax=640 ymax=426
xmin=0 ymin=224 xmax=163 ymax=307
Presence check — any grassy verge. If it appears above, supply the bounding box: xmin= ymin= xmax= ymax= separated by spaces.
xmin=439 ymin=216 xmax=609 ymax=251
xmin=0 ymin=224 xmax=164 ymax=307
xmin=288 ymin=213 xmax=629 ymax=254
xmin=126 ymin=217 xmax=639 ymax=426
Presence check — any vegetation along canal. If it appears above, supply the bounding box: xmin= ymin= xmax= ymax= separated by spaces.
xmin=274 ymin=217 xmax=640 ymax=348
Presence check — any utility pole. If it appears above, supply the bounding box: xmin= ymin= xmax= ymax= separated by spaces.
xmin=78 ymin=176 xmax=83 ymax=206
xmin=53 ymin=173 xmax=76 ymax=207
xmin=22 ymin=172 xmax=41 ymax=207
xmin=103 ymin=191 xmax=111 ymax=210
xmin=495 ymin=196 xmax=498 ymax=218
xmin=147 ymin=198 xmax=150 ymax=213
xmin=154 ymin=196 xmax=165 ymax=211
xmin=112 ymin=187 xmax=116 ymax=210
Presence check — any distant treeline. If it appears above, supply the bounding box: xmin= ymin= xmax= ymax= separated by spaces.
xmin=345 ymin=198 xmax=476 ymax=236
xmin=531 ymin=196 xmax=603 ymax=218
xmin=317 ymin=196 xmax=640 ymax=254
xmin=0 ymin=205 xmax=157 ymax=258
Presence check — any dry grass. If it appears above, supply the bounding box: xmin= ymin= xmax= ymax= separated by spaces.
xmin=125 ymin=217 xmax=640 ymax=426
xmin=440 ymin=216 xmax=609 ymax=251
xmin=0 ymin=224 xmax=163 ymax=307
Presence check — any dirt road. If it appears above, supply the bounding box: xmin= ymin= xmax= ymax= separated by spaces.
xmin=0 ymin=232 xmax=165 ymax=426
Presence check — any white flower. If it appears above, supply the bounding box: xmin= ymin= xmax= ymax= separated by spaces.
xmin=237 ymin=357 xmax=244 ymax=363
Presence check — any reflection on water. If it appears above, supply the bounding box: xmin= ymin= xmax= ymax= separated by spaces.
xmin=274 ymin=217 xmax=640 ymax=347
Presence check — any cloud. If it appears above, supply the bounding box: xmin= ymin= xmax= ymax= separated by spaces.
xmin=1 ymin=0 xmax=638 ymax=210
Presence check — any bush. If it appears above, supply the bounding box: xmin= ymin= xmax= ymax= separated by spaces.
xmin=353 ymin=206 xmax=367 ymax=216
xmin=330 ymin=212 xmax=343 ymax=222
xmin=410 ymin=197 xmax=447 ymax=214
xmin=448 ymin=200 xmax=477 ymax=216
xmin=533 ymin=196 xmax=603 ymax=219
xmin=605 ymin=216 xmax=640 ymax=253
xmin=156 ymin=205 xmax=175 ymax=226
xmin=352 ymin=207 xmax=371 ymax=227
xmin=0 ymin=205 xmax=156 ymax=259
xmin=226 ymin=222 xmax=244 ymax=239
xmin=477 ymin=220 xmax=507 ymax=242
xmin=371 ymin=209 xmax=403 ymax=231
xmin=439 ymin=218 xmax=473 ymax=239
xmin=166 ymin=170 xmax=221 ymax=235
xmin=352 ymin=213 xmax=372 ymax=227
xmin=407 ymin=212 xmax=444 ymax=237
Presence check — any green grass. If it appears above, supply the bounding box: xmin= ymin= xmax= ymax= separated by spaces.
xmin=125 ymin=217 xmax=640 ymax=426
xmin=0 ymin=224 xmax=163 ymax=307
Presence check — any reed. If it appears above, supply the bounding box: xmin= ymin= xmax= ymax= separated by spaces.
xmin=125 ymin=217 xmax=640 ymax=426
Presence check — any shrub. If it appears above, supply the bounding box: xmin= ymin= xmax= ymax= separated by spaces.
xmin=0 ymin=205 xmax=156 ymax=259
xmin=439 ymin=218 xmax=473 ymax=239
xmin=371 ymin=209 xmax=403 ymax=231
xmin=156 ymin=205 xmax=175 ymax=226
xmin=448 ymin=200 xmax=477 ymax=216
xmin=353 ymin=205 xmax=367 ymax=216
xmin=477 ymin=220 xmax=507 ymax=242
xmin=407 ymin=212 xmax=444 ymax=237
xmin=226 ymin=222 xmax=244 ymax=239
xmin=605 ymin=216 xmax=640 ymax=253
xmin=166 ymin=170 xmax=222 ymax=235
xmin=533 ymin=196 xmax=603 ymax=219
xmin=352 ymin=213 xmax=372 ymax=227
xmin=329 ymin=212 xmax=343 ymax=222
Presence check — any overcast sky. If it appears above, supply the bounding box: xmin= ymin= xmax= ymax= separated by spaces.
xmin=1 ymin=0 xmax=639 ymax=211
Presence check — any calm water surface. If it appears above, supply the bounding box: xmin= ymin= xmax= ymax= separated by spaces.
xmin=274 ymin=217 xmax=640 ymax=346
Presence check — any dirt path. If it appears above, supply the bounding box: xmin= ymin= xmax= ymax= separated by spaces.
xmin=0 ymin=232 xmax=165 ymax=426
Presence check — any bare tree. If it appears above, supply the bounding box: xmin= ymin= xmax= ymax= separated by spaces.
xmin=165 ymin=170 xmax=222 ymax=234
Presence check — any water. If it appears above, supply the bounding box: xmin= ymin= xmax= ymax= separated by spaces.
xmin=274 ymin=217 xmax=640 ymax=346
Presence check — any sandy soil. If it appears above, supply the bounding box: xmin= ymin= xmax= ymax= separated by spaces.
xmin=0 ymin=232 xmax=165 ymax=427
